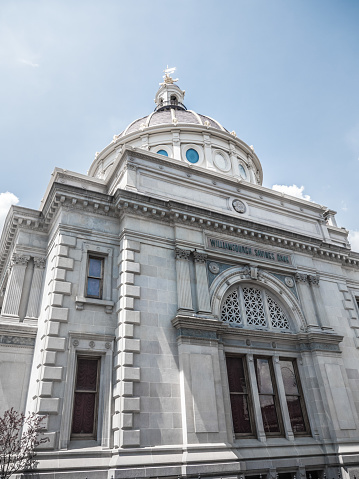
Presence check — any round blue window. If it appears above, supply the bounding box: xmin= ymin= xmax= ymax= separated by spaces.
xmin=186 ymin=148 xmax=199 ymax=163
xmin=157 ymin=149 xmax=168 ymax=157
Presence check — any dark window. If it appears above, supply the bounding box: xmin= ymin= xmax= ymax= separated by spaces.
xmin=226 ymin=356 xmax=254 ymax=436
xmin=280 ymin=359 xmax=310 ymax=435
xmin=71 ymin=357 xmax=100 ymax=438
xmin=254 ymin=357 xmax=282 ymax=435
xmin=86 ymin=256 xmax=104 ymax=299
xmin=306 ymin=472 xmax=321 ymax=479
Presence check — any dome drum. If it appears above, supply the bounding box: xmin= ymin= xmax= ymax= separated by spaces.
xmin=88 ymin=74 xmax=263 ymax=185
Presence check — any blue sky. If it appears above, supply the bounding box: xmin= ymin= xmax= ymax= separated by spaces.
xmin=1 ymin=0 xmax=359 ymax=246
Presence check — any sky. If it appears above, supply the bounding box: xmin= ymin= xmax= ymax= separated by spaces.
xmin=0 ymin=0 xmax=359 ymax=248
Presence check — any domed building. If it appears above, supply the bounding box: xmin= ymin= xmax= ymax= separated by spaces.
xmin=1 ymin=69 xmax=359 ymax=479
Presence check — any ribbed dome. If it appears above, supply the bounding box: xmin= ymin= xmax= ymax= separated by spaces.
xmin=119 ymin=109 xmax=226 ymax=138
xmin=88 ymin=69 xmax=263 ymax=187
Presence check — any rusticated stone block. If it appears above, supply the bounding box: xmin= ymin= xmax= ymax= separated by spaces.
xmin=120 ymin=429 xmax=140 ymax=447
xmin=58 ymin=234 xmax=76 ymax=247
xmin=37 ymin=398 xmax=60 ymax=414
xmin=53 ymin=281 xmax=71 ymax=295
xmin=55 ymin=256 xmax=74 ymax=270
xmin=44 ymin=336 xmax=66 ymax=351
xmin=41 ymin=366 xmax=62 ymax=381
xmin=49 ymin=306 xmax=68 ymax=322
xmin=122 ymin=396 xmax=140 ymax=412
xmin=122 ymin=366 xmax=140 ymax=382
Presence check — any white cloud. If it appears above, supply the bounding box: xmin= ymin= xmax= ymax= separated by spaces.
xmin=0 ymin=192 xmax=19 ymax=236
xmin=272 ymin=184 xmax=312 ymax=202
xmin=19 ymin=58 xmax=39 ymax=68
xmin=349 ymin=231 xmax=359 ymax=253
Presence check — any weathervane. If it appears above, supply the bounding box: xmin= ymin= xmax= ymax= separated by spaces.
xmin=160 ymin=65 xmax=179 ymax=85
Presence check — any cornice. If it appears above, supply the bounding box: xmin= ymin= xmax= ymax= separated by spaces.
xmin=1 ymin=173 xmax=358 ymax=285
xmin=171 ymin=313 xmax=343 ymax=352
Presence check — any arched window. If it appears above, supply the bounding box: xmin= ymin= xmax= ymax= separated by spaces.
xmin=221 ymin=284 xmax=290 ymax=331
xmin=170 ymin=95 xmax=178 ymax=105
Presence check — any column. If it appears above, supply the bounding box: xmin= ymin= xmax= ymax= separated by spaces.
xmin=193 ymin=251 xmax=212 ymax=314
xmin=25 ymin=256 xmax=46 ymax=319
xmin=229 ymin=142 xmax=240 ymax=178
xmin=272 ymin=356 xmax=294 ymax=441
xmin=1 ymin=254 xmax=30 ymax=317
xmin=172 ymin=131 xmax=181 ymax=161
xmin=203 ymin=133 xmax=215 ymax=170
xmin=295 ymin=273 xmax=321 ymax=330
xmin=307 ymin=274 xmax=325 ymax=330
xmin=175 ymin=247 xmax=193 ymax=312
xmin=246 ymin=354 xmax=266 ymax=442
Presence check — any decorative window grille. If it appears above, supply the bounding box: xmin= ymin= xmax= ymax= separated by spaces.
xmin=243 ymin=287 xmax=266 ymax=326
xmin=266 ymin=294 xmax=290 ymax=329
xmin=221 ymin=289 xmax=241 ymax=325
xmin=221 ymin=285 xmax=290 ymax=330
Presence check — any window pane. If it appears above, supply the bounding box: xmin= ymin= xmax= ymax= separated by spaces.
xmin=76 ymin=358 xmax=98 ymax=391
xmin=89 ymin=258 xmax=102 ymax=278
xmin=226 ymin=357 xmax=247 ymax=393
xmin=286 ymin=395 xmax=306 ymax=433
xmin=87 ymin=278 xmax=100 ymax=297
xmin=259 ymin=395 xmax=281 ymax=433
xmin=255 ymin=358 xmax=274 ymax=394
xmin=72 ymin=392 xmax=96 ymax=434
xmin=230 ymin=394 xmax=252 ymax=434
xmin=280 ymin=360 xmax=299 ymax=395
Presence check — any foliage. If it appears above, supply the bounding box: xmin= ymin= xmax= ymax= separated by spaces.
xmin=0 ymin=408 xmax=48 ymax=479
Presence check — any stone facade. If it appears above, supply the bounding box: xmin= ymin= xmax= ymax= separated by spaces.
xmin=1 ymin=74 xmax=359 ymax=479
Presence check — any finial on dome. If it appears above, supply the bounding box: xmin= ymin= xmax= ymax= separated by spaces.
xmin=160 ymin=66 xmax=179 ymax=85
xmin=155 ymin=67 xmax=186 ymax=112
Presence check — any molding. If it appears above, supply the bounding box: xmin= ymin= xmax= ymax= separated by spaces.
xmin=171 ymin=313 xmax=343 ymax=353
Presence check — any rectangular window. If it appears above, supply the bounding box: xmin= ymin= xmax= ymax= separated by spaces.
xmin=254 ymin=357 xmax=282 ymax=435
xmin=71 ymin=356 xmax=100 ymax=438
xmin=226 ymin=356 xmax=254 ymax=436
xmin=279 ymin=358 xmax=310 ymax=435
xmin=86 ymin=256 xmax=104 ymax=299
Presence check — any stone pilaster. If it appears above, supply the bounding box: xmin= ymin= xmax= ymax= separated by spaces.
xmin=307 ymin=274 xmax=324 ymax=329
xmin=175 ymin=247 xmax=193 ymax=312
xmin=295 ymin=272 xmax=321 ymax=330
xmin=193 ymin=251 xmax=212 ymax=314
xmin=25 ymin=256 xmax=46 ymax=320
xmin=229 ymin=142 xmax=240 ymax=178
xmin=1 ymin=254 xmax=30 ymax=317
xmin=203 ymin=132 xmax=215 ymax=170
xmin=113 ymin=238 xmax=141 ymax=448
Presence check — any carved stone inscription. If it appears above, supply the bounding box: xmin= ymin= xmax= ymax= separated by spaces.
xmin=207 ymin=237 xmax=292 ymax=265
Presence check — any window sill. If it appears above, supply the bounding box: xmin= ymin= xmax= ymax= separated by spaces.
xmin=75 ymin=296 xmax=114 ymax=314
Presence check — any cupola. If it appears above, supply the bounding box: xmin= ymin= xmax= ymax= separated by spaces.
xmin=154 ymin=67 xmax=186 ymax=111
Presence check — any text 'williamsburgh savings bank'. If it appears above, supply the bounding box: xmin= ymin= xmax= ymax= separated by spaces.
xmin=207 ymin=238 xmax=292 ymax=265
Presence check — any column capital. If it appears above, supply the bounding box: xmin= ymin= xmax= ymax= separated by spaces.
xmin=175 ymin=247 xmax=191 ymax=261
xmin=11 ymin=253 xmax=31 ymax=267
xmin=295 ymin=272 xmax=308 ymax=283
xmin=34 ymin=256 xmax=46 ymax=269
xmin=308 ymin=274 xmax=320 ymax=285
xmin=193 ymin=251 xmax=207 ymax=263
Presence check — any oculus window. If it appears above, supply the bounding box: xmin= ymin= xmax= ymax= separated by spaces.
xmin=186 ymin=148 xmax=199 ymax=164
xmin=157 ymin=149 xmax=168 ymax=157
